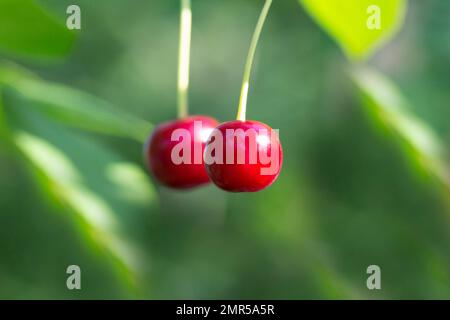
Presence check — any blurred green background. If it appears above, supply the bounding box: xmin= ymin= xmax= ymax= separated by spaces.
xmin=0 ymin=0 xmax=449 ymax=299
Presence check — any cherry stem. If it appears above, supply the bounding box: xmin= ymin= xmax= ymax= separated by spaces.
xmin=177 ymin=0 xmax=192 ymax=118
xmin=236 ymin=0 xmax=273 ymax=121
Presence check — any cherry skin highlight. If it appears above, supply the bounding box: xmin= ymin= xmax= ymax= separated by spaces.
xmin=145 ymin=115 xmax=219 ymax=189
xmin=204 ymin=120 xmax=283 ymax=192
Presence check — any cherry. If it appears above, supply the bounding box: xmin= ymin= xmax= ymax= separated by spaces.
xmin=204 ymin=120 xmax=282 ymax=192
xmin=144 ymin=2 xmax=219 ymax=189
xmin=202 ymin=0 xmax=281 ymax=192
xmin=145 ymin=115 xmax=218 ymax=189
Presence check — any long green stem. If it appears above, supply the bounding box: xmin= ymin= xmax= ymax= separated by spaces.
xmin=177 ymin=0 xmax=192 ymax=118
xmin=236 ymin=0 xmax=273 ymax=121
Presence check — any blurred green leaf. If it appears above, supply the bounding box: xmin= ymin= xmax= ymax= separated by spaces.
xmin=351 ymin=67 xmax=450 ymax=190
xmin=299 ymin=0 xmax=407 ymax=60
xmin=0 ymin=63 xmax=152 ymax=142
xmin=1 ymin=87 xmax=156 ymax=291
xmin=0 ymin=0 xmax=75 ymax=59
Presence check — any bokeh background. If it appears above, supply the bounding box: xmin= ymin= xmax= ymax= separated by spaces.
xmin=0 ymin=0 xmax=449 ymax=299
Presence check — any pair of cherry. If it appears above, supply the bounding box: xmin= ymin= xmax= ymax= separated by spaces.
xmin=145 ymin=116 xmax=283 ymax=192
xmin=144 ymin=0 xmax=280 ymax=192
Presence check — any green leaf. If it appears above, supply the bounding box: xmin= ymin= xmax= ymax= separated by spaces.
xmin=0 ymin=63 xmax=152 ymax=142
xmin=300 ymin=0 xmax=407 ymax=60
xmin=351 ymin=67 xmax=450 ymax=190
xmin=0 ymin=0 xmax=75 ymax=59
xmin=2 ymin=88 xmax=157 ymax=290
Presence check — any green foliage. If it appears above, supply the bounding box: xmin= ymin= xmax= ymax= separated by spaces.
xmin=299 ymin=0 xmax=449 ymax=192
xmin=0 ymin=63 xmax=153 ymax=142
xmin=0 ymin=0 xmax=75 ymax=59
xmin=0 ymin=57 xmax=156 ymax=293
xmin=300 ymin=0 xmax=406 ymax=59
xmin=0 ymin=0 xmax=158 ymax=297
xmin=351 ymin=67 xmax=450 ymax=190
xmin=1 ymin=84 xmax=156 ymax=291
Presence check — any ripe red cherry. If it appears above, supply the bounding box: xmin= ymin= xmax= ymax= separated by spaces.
xmin=145 ymin=115 xmax=219 ymax=189
xmin=204 ymin=120 xmax=283 ymax=192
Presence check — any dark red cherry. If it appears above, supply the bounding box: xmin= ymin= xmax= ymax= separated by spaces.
xmin=145 ymin=115 xmax=219 ymax=189
xmin=204 ymin=120 xmax=283 ymax=192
